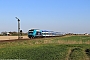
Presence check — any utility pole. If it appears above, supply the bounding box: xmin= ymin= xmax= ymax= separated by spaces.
xmin=15 ymin=17 xmax=20 ymax=39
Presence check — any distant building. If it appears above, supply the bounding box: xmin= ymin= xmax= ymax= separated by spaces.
xmin=85 ymin=33 xmax=88 ymax=35
xmin=6 ymin=32 xmax=10 ymax=36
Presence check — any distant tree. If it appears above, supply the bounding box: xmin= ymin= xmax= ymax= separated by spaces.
xmin=1 ymin=32 xmax=7 ymax=36
xmin=8 ymin=31 xmax=18 ymax=36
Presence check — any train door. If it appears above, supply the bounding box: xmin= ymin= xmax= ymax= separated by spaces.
xmin=36 ymin=31 xmax=42 ymax=37
xmin=36 ymin=32 xmax=41 ymax=35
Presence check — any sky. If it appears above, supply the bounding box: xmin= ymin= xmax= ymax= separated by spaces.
xmin=0 ymin=0 xmax=90 ymax=34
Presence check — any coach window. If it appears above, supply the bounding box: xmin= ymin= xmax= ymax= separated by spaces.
xmin=43 ymin=33 xmax=45 ymax=35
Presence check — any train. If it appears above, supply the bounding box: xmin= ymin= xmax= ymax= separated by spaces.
xmin=28 ymin=29 xmax=65 ymax=38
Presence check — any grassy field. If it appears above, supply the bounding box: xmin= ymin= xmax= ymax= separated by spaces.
xmin=0 ymin=35 xmax=90 ymax=60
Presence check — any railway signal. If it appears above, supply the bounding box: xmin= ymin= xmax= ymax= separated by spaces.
xmin=20 ymin=30 xmax=22 ymax=36
xmin=15 ymin=17 xmax=20 ymax=39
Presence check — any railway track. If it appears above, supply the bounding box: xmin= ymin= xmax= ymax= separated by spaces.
xmin=0 ymin=37 xmax=47 ymax=42
xmin=0 ymin=36 xmax=62 ymax=43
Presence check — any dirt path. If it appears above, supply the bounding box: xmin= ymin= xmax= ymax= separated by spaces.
xmin=0 ymin=36 xmax=28 ymax=40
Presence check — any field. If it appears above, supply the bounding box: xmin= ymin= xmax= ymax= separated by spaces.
xmin=0 ymin=35 xmax=90 ymax=60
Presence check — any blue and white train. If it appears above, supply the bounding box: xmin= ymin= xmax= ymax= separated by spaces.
xmin=28 ymin=29 xmax=65 ymax=38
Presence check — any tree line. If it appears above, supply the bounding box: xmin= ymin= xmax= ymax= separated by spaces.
xmin=0 ymin=31 xmax=27 ymax=36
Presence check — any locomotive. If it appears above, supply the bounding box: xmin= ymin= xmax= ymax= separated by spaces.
xmin=28 ymin=29 xmax=64 ymax=38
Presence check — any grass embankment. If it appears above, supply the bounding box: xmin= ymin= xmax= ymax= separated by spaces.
xmin=0 ymin=35 xmax=90 ymax=60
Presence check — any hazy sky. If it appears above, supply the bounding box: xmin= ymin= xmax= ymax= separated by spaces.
xmin=0 ymin=0 xmax=90 ymax=33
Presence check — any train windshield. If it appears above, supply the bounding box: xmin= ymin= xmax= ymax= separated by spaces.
xmin=28 ymin=30 xmax=34 ymax=34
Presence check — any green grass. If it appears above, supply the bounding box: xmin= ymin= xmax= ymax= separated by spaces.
xmin=0 ymin=44 xmax=90 ymax=60
xmin=0 ymin=35 xmax=90 ymax=60
xmin=0 ymin=45 xmax=68 ymax=60
xmin=60 ymin=35 xmax=90 ymax=41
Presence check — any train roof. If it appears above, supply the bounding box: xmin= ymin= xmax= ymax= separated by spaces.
xmin=29 ymin=29 xmax=40 ymax=30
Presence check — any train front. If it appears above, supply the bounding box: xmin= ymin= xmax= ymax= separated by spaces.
xmin=28 ymin=29 xmax=35 ymax=38
xmin=28 ymin=29 xmax=42 ymax=38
